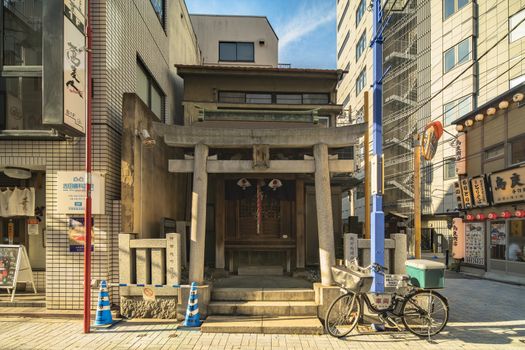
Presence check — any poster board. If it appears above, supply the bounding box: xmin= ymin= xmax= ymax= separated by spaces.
xmin=464 ymin=223 xmax=485 ymax=266
xmin=0 ymin=245 xmax=36 ymax=301
xmin=56 ymin=171 xmax=105 ymax=214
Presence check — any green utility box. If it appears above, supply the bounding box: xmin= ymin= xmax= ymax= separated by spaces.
xmin=405 ymin=259 xmax=445 ymax=289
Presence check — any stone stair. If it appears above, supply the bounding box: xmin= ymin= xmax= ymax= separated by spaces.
xmin=203 ymin=287 xmax=323 ymax=334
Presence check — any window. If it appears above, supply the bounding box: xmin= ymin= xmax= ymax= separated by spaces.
xmin=356 ymin=0 xmax=366 ymax=27
xmin=150 ymin=0 xmax=165 ymax=27
xmin=218 ymin=92 xmax=329 ymax=105
xmin=444 ymin=38 xmax=471 ymax=73
xmin=356 ymin=68 xmax=366 ymax=95
xmin=246 ymin=93 xmax=272 ymax=104
xmin=510 ymin=136 xmax=525 ymax=165
xmin=303 ymin=93 xmax=330 ymax=104
xmin=490 ymin=221 xmax=506 ymax=261
xmin=510 ymin=74 xmax=525 ymax=88
xmin=338 ymin=32 xmax=350 ymax=58
xmin=338 ymin=1 xmax=349 ymax=31
xmin=318 ymin=116 xmax=330 ymax=128
xmin=356 ymin=31 xmax=366 ymax=62
xmin=485 ymin=145 xmax=504 ymax=160
xmin=276 ymin=94 xmax=302 ymax=104
xmin=508 ymin=220 xmax=525 ymax=262
xmin=443 ymin=95 xmax=471 ymax=125
xmin=1 ymin=1 xmax=45 ymax=131
xmin=444 ymin=0 xmax=469 ymax=20
xmin=136 ymin=61 xmax=164 ymax=120
xmin=218 ymin=92 xmax=245 ymax=103
xmin=509 ymin=9 xmax=525 ymax=43
xmin=219 ymin=42 xmax=254 ymax=62
xmin=444 ymin=158 xmax=456 ymax=180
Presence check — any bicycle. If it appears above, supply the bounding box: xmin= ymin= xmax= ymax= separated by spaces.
xmin=325 ymin=259 xmax=449 ymax=339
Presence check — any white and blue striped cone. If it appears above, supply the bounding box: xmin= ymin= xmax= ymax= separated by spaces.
xmin=94 ymin=280 xmax=113 ymax=326
xmin=182 ymin=282 xmax=202 ymax=327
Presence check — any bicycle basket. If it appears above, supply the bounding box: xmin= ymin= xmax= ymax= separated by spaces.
xmin=331 ymin=265 xmax=373 ymax=293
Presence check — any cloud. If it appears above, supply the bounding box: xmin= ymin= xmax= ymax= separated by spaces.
xmin=277 ymin=2 xmax=336 ymax=50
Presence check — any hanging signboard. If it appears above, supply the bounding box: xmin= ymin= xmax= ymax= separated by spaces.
xmin=455 ymin=133 xmax=466 ymax=175
xmin=460 ymin=178 xmax=473 ymax=209
xmin=464 ymin=222 xmax=485 ymax=266
xmin=451 ymin=218 xmax=465 ymax=260
xmin=0 ymin=245 xmax=36 ymax=302
xmin=471 ymin=176 xmax=489 ymax=207
xmin=489 ymin=166 xmax=525 ymax=204
xmin=453 ymin=182 xmax=464 ymax=209
xmin=421 ymin=121 xmax=444 ymax=161
xmin=56 ymin=171 xmax=105 ymax=215
xmin=68 ymin=217 xmax=95 ymax=252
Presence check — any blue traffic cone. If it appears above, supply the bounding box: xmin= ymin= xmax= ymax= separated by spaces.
xmin=182 ymin=282 xmax=202 ymax=327
xmin=94 ymin=280 xmax=113 ymax=327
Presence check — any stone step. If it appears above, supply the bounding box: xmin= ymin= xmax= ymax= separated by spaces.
xmin=208 ymin=301 xmax=318 ymax=316
xmin=201 ymin=315 xmax=324 ymax=335
xmin=212 ymin=288 xmax=315 ymax=301
xmin=237 ymin=266 xmax=283 ymax=276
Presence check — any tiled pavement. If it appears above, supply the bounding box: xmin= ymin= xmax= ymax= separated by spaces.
xmin=0 ymin=272 xmax=524 ymax=350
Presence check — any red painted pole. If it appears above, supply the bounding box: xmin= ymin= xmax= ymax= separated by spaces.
xmin=83 ymin=0 xmax=93 ymax=334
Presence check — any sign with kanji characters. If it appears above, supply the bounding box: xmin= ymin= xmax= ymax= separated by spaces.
xmin=453 ymin=182 xmax=464 ymax=209
xmin=56 ymin=171 xmax=105 ymax=214
xmin=460 ymin=178 xmax=473 ymax=209
xmin=451 ymin=218 xmax=465 ymax=260
xmin=464 ymin=222 xmax=485 ymax=266
xmin=471 ymin=176 xmax=489 ymax=207
xmin=455 ymin=133 xmax=466 ymax=175
xmin=489 ymin=167 xmax=525 ymax=204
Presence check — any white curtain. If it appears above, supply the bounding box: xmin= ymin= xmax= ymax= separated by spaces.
xmin=0 ymin=187 xmax=35 ymax=217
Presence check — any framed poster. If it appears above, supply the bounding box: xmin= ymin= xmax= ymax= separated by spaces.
xmin=56 ymin=171 xmax=105 ymax=215
xmin=464 ymin=222 xmax=485 ymax=266
xmin=0 ymin=245 xmax=36 ymax=301
xmin=68 ymin=217 xmax=94 ymax=252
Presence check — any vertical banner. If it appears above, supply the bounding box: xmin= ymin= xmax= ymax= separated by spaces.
xmin=464 ymin=222 xmax=485 ymax=266
xmin=451 ymin=218 xmax=465 ymax=260
xmin=460 ymin=178 xmax=473 ymax=209
xmin=455 ymin=133 xmax=466 ymax=175
xmin=63 ymin=0 xmax=87 ymax=133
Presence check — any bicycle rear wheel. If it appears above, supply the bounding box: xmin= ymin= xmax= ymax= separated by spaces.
xmin=325 ymin=291 xmax=361 ymax=338
xmin=401 ymin=290 xmax=449 ymax=337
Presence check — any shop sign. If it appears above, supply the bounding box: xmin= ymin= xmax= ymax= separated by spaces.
xmin=489 ymin=166 xmax=525 ymax=204
xmin=451 ymin=218 xmax=465 ymax=260
xmin=453 ymin=182 xmax=464 ymax=209
xmin=464 ymin=222 xmax=485 ymax=266
xmin=471 ymin=176 xmax=489 ymax=207
xmin=68 ymin=217 xmax=94 ymax=252
xmin=460 ymin=178 xmax=473 ymax=209
xmin=63 ymin=0 xmax=87 ymax=134
xmin=455 ymin=133 xmax=466 ymax=175
xmin=56 ymin=171 xmax=105 ymax=215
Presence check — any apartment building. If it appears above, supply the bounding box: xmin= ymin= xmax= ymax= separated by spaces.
xmin=337 ymin=0 xmax=525 ymax=252
xmin=0 ymin=0 xmax=200 ymax=309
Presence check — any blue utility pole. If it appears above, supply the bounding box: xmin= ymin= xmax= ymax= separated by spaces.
xmin=370 ymin=0 xmax=385 ymax=293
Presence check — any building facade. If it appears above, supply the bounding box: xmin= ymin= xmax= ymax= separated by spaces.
xmin=452 ymin=85 xmax=525 ymax=283
xmin=0 ymin=0 xmax=200 ymax=309
xmin=337 ymin=0 xmax=525 ymax=253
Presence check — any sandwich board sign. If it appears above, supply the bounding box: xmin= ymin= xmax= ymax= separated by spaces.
xmin=0 ymin=245 xmax=37 ymax=302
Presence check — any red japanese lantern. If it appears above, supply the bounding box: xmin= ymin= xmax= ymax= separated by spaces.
xmin=475 ymin=213 xmax=486 ymax=221
xmin=488 ymin=212 xmax=498 ymax=220
xmin=515 ymin=210 xmax=525 ymax=218
xmin=465 ymin=214 xmax=475 ymax=221
xmin=501 ymin=210 xmax=512 ymax=219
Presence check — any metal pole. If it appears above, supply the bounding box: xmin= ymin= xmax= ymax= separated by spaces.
xmin=370 ymin=0 xmax=385 ymax=293
xmin=363 ymin=91 xmax=370 ymax=240
xmin=414 ymin=137 xmax=421 ymax=259
xmin=83 ymin=0 xmax=93 ymax=334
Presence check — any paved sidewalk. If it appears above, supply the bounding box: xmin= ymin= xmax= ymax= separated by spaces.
xmin=0 ymin=272 xmax=524 ymax=349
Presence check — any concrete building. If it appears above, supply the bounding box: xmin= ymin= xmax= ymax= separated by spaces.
xmin=451 ymin=85 xmax=525 ymax=284
xmin=337 ymin=0 xmax=525 ymax=252
xmin=190 ymin=14 xmax=278 ymax=67
xmin=0 ymin=0 xmax=200 ymax=309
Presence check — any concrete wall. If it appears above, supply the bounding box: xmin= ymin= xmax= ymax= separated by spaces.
xmin=121 ymin=94 xmax=187 ymax=238
xmin=190 ymin=15 xmax=278 ymax=67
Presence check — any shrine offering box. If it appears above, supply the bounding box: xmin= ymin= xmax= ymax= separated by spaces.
xmin=405 ymin=259 xmax=445 ymax=289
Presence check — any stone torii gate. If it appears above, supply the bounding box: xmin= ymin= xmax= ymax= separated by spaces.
xmin=155 ymin=124 xmax=366 ymax=285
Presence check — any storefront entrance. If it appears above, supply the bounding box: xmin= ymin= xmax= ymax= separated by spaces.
xmin=487 ymin=219 xmax=525 ymax=277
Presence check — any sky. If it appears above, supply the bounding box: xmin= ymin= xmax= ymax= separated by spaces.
xmin=185 ymin=0 xmax=337 ymax=69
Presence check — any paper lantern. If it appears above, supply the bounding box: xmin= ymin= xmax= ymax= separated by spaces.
xmin=237 ymin=178 xmax=251 ymax=190
xmin=268 ymin=178 xmax=283 ymax=190
xmin=513 ymin=92 xmax=524 ymax=102
xmin=501 ymin=210 xmax=512 ymax=219
xmin=465 ymin=214 xmax=475 ymax=221
xmin=488 ymin=212 xmax=498 ymax=220
xmin=499 ymin=100 xmax=509 ymax=109
xmin=486 ymin=107 xmax=497 ymax=116
xmin=455 ymin=124 xmax=465 ymax=132
xmin=465 ymin=119 xmax=474 ymax=127
xmin=515 ymin=210 xmax=525 ymax=218
xmin=475 ymin=114 xmax=484 ymax=122
xmin=475 ymin=213 xmax=486 ymax=221
xmin=451 ymin=218 xmax=465 ymax=260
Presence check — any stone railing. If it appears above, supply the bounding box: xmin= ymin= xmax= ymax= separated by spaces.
xmin=119 ymin=233 xmax=182 ymax=286
xmin=343 ymin=233 xmax=407 ymax=274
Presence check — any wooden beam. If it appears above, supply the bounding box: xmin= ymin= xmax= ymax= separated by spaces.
xmin=215 ymin=177 xmax=226 ymax=269
xmin=296 ymin=179 xmax=305 ymax=269
xmin=169 ymin=159 xmax=355 ymax=174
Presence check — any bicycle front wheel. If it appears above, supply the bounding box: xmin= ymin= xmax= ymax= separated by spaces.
xmin=325 ymin=291 xmax=361 ymax=338
xmin=401 ymin=290 xmax=449 ymax=337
